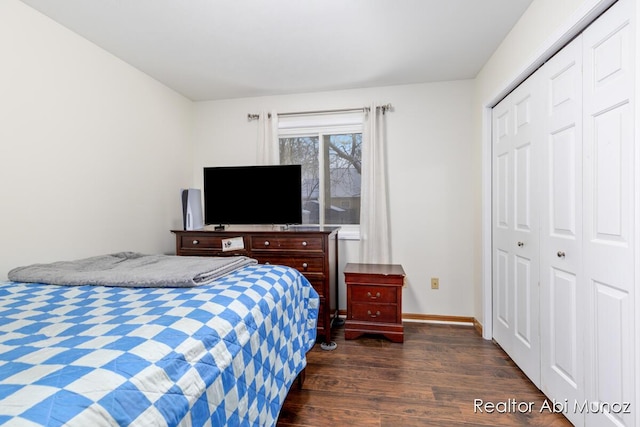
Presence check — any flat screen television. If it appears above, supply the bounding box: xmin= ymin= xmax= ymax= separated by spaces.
xmin=203 ymin=164 xmax=302 ymax=226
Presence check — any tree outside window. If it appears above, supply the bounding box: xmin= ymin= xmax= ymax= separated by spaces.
xmin=279 ymin=132 xmax=361 ymax=226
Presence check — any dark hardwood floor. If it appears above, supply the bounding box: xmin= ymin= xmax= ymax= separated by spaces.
xmin=278 ymin=322 xmax=572 ymax=427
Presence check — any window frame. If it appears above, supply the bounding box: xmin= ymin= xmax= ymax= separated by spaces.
xmin=278 ymin=113 xmax=363 ymax=239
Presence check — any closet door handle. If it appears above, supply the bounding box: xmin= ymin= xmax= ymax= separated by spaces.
xmin=557 ymin=251 xmax=566 ymax=258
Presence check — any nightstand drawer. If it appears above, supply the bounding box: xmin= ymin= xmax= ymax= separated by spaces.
xmin=350 ymin=303 xmax=397 ymax=323
xmin=250 ymin=236 xmax=323 ymax=252
xmin=350 ymin=285 xmax=397 ymax=304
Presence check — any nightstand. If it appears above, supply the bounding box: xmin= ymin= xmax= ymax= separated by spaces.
xmin=344 ymin=263 xmax=406 ymax=343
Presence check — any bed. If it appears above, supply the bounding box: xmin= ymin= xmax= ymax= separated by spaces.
xmin=0 ymin=254 xmax=319 ymax=426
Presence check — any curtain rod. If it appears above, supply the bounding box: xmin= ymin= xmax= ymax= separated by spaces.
xmin=247 ymin=104 xmax=392 ymax=121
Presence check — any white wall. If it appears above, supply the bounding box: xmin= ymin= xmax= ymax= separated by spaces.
xmin=192 ymin=81 xmax=476 ymax=317
xmin=0 ymin=0 xmax=194 ymax=279
xmin=2 ymin=0 xmax=610 ymax=325
xmin=471 ymin=0 xmax=616 ymax=329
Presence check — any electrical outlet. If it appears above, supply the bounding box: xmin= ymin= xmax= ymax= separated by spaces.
xmin=431 ymin=277 xmax=439 ymax=289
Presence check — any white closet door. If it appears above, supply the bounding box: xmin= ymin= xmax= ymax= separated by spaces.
xmin=539 ymin=35 xmax=585 ymax=427
xmin=582 ymin=0 xmax=635 ymax=425
xmin=492 ymin=76 xmax=542 ymax=387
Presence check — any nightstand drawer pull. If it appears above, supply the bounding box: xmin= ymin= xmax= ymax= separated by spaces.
xmin=192 ymin=240 xmax=199 ymax=245
xmin=367 ymin=310 xmax=381 ymax=318
xmin=302 ymin=241 xmax=307 ymax=246
xmin=264 ymin=241 xmax=270 ymax=246
xmin=302 ymin=262 xmax=308 ymax=270
xmin=367 ymin=291 xmax=382 ymax=299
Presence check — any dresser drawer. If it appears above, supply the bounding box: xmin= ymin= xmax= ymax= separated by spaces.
xmin=350 ymin=303 xmax=397 ymax=324
xmin=254 ymin=255 xmax=325 ymax=274
xmin=177 ymin=235 xmax=251 ymax=256
xmin=301 ymin=274 xmax=324 ymax=297
xmin=250 ymin=235 xmax=323 ymax=252
xmin=316 ymin=297 xmax=326 ymax=329
xmin=350 ymin=285 xmax=397 ymax=304
xmin=179 ymin=234 xmax=226 ymax=250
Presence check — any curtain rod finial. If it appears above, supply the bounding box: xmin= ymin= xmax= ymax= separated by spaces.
xmin=376 ymin=103 xmax=392 ymax=114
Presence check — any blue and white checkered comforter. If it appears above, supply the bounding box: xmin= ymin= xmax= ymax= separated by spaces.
xmin=0 ymin=264 xmax=319 ymax=427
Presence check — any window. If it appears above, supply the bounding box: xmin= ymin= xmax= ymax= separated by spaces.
xmin=278 ymin=114 xmax=362 ymax=227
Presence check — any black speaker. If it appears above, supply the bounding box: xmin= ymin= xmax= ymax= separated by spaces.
xmin=181 ymin=188 xmax=204 ymax=230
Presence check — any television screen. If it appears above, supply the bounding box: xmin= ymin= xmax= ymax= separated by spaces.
xmin=203 ymin=165 xmax=302 ymax=226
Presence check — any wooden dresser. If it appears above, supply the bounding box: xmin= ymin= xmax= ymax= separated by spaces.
xmin=344 ymin=263 xmax=405 ymax=343
xmin=172 ymin=225 xmax=339 ymax=346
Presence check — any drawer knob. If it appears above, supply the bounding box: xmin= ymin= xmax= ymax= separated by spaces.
xmin=264 ymin=241 xmax=270 ymax=246
xmin=192 ymin=240 xmax=199 ymax=245
xmin=557 ymin=251 xmax=566 ymax=258
xmin=302 ymin=262 xmax=308 ymax=270
xmin=367 ymin=291 xmax=381 ymax=299
xmin=517 ymin=241 xmax=524 ymax=247
xmin=302 ymin=241 xmax=307 ymax=246
xmin=367 ymin=310 xmax=381 ymax=318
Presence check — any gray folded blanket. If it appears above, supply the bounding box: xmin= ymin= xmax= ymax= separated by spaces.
xmin=8 ymin=252 xmax=258 ymax=288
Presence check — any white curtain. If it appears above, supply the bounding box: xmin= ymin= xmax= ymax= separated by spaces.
xmin=256 ymin=111 xmax=279 ymax=165
xmin=359 ymin=103 xmax=391 ymax=263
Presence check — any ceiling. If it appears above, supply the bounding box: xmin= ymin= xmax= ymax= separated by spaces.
xmin=20 ymin=0 xmax=534 ymax=102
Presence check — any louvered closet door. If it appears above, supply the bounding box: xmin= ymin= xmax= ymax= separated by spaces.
xmin=492 ymin=76 xmax=542 ymax=387
xmin=582 ymin=0 xmax=635 ymax=425
xmin=538 ymin=34 xmax=585 ymax=427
